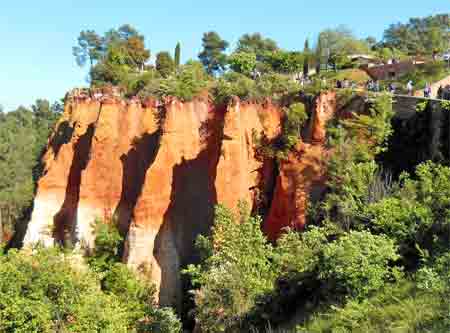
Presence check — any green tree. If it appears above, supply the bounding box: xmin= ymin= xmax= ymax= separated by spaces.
xmin=383 ymin=14 xmax=449 ymax=55
xmin=265 ymin=50 xmax=304 ymax=74
xmin=228 ymin=52 xmax=257 ymax=76
xmin=183 ymin=204 xmax=278 ymax=332
xmin=198 ymin=31 xmax=229 ymax=75
xmin=81 ymin=24 xmax=150 ymax=87
xmin=155 ymin=51 xmax=176 ymax=77
xmin=316 ymin=26 xmax=369 ymax=70
xmin=0 ymin=246 xmax=182 ymax=332
xmin=0 ymin=100 xmax=60 ymax=241
xmin=174 ymin=42 xmax=181 ymax=67
xmin=303 ymin=38 xmax=310 ymax=77
xmin=236 ymin=32 xmax=279 ymax=60
xmin=72 ymin=30 xmax=104 ymax=68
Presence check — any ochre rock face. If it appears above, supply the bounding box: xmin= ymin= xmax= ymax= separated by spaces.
xmin=264 ymin=91 xmax=337 ymax=241
xmin=24 ymin=88 xmax=282 ymax=308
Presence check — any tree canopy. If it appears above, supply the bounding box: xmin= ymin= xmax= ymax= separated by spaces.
xmin=383 ymin=14 xmax=450 ymax=55
xmin=198 ymin=31 xmax=229 ymax=75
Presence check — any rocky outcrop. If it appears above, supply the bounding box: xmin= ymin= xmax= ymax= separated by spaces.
xmin=24 ymin=86 xmax=341 ymax=306
xmin=24 ymin=88 xmax=282 ymax=308
xmin=264 ymin=91 xmax=337 ymax=240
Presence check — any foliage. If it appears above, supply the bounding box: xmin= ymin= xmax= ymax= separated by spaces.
xmin=321 ymin=94 xmax=394 ymax=229
xmin=76 ymin=24 xmax=150 ymax=87
xmin=0 ymin=246 xmax=182 ymax=332
xmin=0 ymin=100 xmax=61 ymax=242
xmin=228 ymin=52 xmax=257 ymax=77
xmin=383 ymin=14 xmax=450 ymax=55
xmin=297 ymin=276 xmax=449 ymax=333
xmin=320 ymin=231 xmax=400 ymax=298
xmin=236 ymin=33 xmax=279 ymax=61
xmin=87 ymin=218 xmax=123 ymax=273
xmin=212 ymin=72 xmax=299 ymax=104
xmin=263 ymin=51 xmax=304 ymax=74
xmin=303 ymin=38 xmax=310 ymax=77
xmin=256 ymin=102 xmax=308 ymax=160
xmin=397 ymin=60 xmax=450 ymax=90
xmin=341 ymin=93 xmax=394 ymax=156
xmin=138 ymin=61 xmax=208 ymax=101
xmin=315 ymin=26 xmax=370 ymax=70
xmin=0 ymin=247 xmax=129 ymax=332
xmin=183 ymin=204 xmax=278 ymax=332
xmin=72 ymin=30 xmax=104 ymax=68
xmin=155 ymin=51 xmax=175 ymax=77
xmin=198 ymin=31 xmax=229 ymax=75
xmin=174 ymin=42 xmax=181 ymax=67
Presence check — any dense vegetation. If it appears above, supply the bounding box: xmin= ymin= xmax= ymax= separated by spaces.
xmin=0 ymin=100 xmax=61 ymax=243
xmin=70 ymin=13 xmax=449 ymax=102
xmin=0 ymin=219 xmax=181 ymax=332
xmin=183 ymin=94 xmax=450 ymax=332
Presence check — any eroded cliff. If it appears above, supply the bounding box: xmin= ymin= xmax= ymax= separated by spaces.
xmin=24 ymin=88 xmax=338 ymax=307
xmin=24 ymin=88 xmax=285 ymax=307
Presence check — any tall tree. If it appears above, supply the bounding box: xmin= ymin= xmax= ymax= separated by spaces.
xmin=303 ymin=38 xmax=310 ymax=77
xmin=383 ymin=14 xmax=449 ymax=55
xmin=72 ymin=30 xmax=104 ymax=68
xmin=0 ymin=100 xmax=60 ymax=240
xmin=316 ymin=26 xmax=369 ymax=70
xmin=236 ymin=33 xmax=279 ymax=60
xmin=84 ymin=24 xmax=150 ymax=86
xmin=155 ymin=51 xmax=175 ymax=77
xmin=198 ymin=31 xmax=229 ymax=75
xmin=174 ymin=42 xmax=181 ymax=67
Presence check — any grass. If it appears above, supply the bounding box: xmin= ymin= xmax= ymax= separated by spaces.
xmin=321 ymin=68 xmax=371 ymax=85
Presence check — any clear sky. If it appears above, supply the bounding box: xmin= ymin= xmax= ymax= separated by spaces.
xmin=0 ymin=1 xmax=447 ymax=111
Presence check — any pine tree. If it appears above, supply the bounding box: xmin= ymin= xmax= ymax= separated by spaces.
xmin=303 ymin=38 xmax=310 ymax=77
xmin=174 ymin=42 xmax=181 ymax=67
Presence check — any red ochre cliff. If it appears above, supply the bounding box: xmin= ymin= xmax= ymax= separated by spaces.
xmin=264 ymin=91 xmax=337 ymax=240
xmin=23 ymin=88 xmax=337 ymax=307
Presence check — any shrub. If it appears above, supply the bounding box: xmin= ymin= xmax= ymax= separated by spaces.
xmin=212 ymin=72 xmax=299 ymax=105
xmin=297 ymin=278 xmax=448 ymax=333
xmin=0 ymin=247 xmax=129 ymax=332
xmin=254 ymin=102 xmax=308 ymax=161
xmin=87 ymin=218 xmax=123 ymax=272
xmin=183 ymin=204 xmax=278 ymax=332
xmin=320 ymin=231 xmax=400 ymax=298
xmin=228 ymin=52 xmax=257 ymax=76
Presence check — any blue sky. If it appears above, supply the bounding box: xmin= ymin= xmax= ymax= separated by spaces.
xmin=0 ymin=1 xmax=447 ymax=111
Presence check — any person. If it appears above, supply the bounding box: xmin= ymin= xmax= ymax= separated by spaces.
xmin=388 ymin=83 xmax=395 ymax=94
xmin=374 ymin=80 xmax=380 ymax=92
xmin=406 ymin=80 xmax=413 ymax=96
xmin=336 ymin=80 xmax=342 ymax=89
xmin=424 ymin=83 xmax=431 ymax=98
xmin=437 ymin=85 xmax=443 ymax=99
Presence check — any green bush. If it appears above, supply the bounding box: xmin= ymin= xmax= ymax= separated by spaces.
xmin=254 ymin=102 xmax=308 ymax=161
xmin=87 ymin=218 xmax=123 ymax=273
xmin=0 ymin=247 xmax=129 ymax=332
xmin=139 ymin=61 xmax=209 ymax=101
xmin=0 ymin=245 xmax=182 ymax=332
xmin=320 ymin=231 xmax=400 ymax=298
xmin=212 ymin=72 xmax=299 ymax=105
xmin=183 ymin=204 xmax=278 ymax=332
xmin=297 ymin=278 xmax=448 ymax=333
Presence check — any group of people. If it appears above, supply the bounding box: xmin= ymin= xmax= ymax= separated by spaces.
xmin=366 ymin=80 xmax=381 ymax=92
xmin=336 ymin=79 xmax=357 ymax=90
xmin=437 ymin=85 xmax=450 ymax=100
xmin=406 ymin=80 xmax=433 ymax=98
